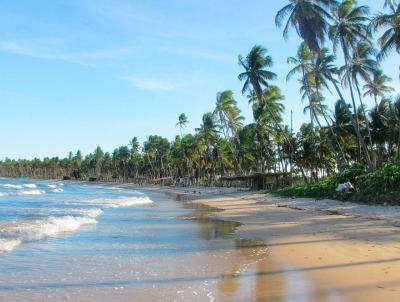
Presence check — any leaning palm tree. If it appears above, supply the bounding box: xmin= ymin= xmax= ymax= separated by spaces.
xmin=372 ymin=3 xmax=400 ymax=72
xmin=310 ymin=47 xmax=373 ymax=168
xmin=329 ymin=0 xmax=372 ymax=165
xmin=214 ymin=90 xmax=243 ymax=139
xmin=176 ymin=113 xmax=189 ymax=137
xmin=239 ymin=45 xmax=308 ymax=178
xmin=238 ymin=46 xmax=286 ymax=145
xmin=341 ymin=42 xmax=378 ymax=148
xmin=275 ymin=0 xmax=338 ymax=51
xmin=306 ymin=48 xmax=348 ymax=164
xmin=363 ymin=69 xmax=394 ymax=106
xmin=384 ymin=0 xmax=398 ymax=10
xmin=238 ymin=46 xmax=287 ymax=142
xmin=214 ymin=90 xmax=244 ymax=172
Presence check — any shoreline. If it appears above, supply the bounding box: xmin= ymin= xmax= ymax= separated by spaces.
xmin=2 ymin=178 xmax=400 ymax=300
xmin=115 ymin=184 xmax=400 ymax=301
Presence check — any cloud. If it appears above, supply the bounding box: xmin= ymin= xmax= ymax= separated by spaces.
xmin=0 ymin=40 xmax=135 ymax=66
xmin=161 ymin=46 xmax=236 ymax=64
xmin=121 ymin=76 xmax=177 ymax=91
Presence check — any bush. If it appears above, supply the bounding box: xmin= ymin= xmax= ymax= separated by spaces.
xmin=276 ymin=162 xmax=400 ymax=205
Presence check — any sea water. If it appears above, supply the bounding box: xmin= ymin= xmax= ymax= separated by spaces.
xmin=0 ymin=178 xmax=270 ymax=301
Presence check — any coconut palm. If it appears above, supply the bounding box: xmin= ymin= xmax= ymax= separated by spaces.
xmin=275 ymin=0 xmax=338 ymax=51
xmin=307 ymin=47 xmax=373 ymax=168
xmin=341 ymin=42 xmax=378 ymax=148
xmin=363 ymin=69 xmax=394 ymax=106
xmin=372 ymin=3 xmax=400 ymax=62
xmin=329 ymin=0 xmax=372 ymax=166
xmin=214 ymin=90 xmax=244 ymax=139
xmin=384 ymin=0 xmax=398 ymax=10
xmin=176 ymin=113 xmax=189 ymax=137
xmin=239 ymin=45 xmax=304 ymax=175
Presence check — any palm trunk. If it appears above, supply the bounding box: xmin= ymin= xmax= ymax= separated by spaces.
xmin=314 ymin=85 xmax=348 ymax=165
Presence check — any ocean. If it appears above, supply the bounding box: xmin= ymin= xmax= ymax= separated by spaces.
xmin=0 ymin=178 xmax=269 ymax=301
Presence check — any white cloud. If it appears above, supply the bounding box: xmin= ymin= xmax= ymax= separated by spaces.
xmin=161 ymin=46 xmax=236 ymax=64
xmin=121 ymin=76 xmax=177 ymax=91
xmin=0 ymin=40 xmax=135 ymax=66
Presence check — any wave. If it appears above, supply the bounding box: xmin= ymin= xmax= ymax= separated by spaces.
xmin=83 ymin=196 xmax=153 ymax=208
xmin=1 ymin=184 xmax=23 ymax=189
xmin=0 ymin=239 xmax=22 ymax=253
xmin=0 ymin=215 xmax=98 ymax=253
xmin=22 ymin=184 xmax=37 ymax=189
xmin=16 ymin=189 xmax=46 ymax=196
xmin=52 ymin=188 xmax=64 ymax=193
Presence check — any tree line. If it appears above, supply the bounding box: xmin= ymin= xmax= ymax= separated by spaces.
xmin=1 ymin=0 xmax=399 ymax=185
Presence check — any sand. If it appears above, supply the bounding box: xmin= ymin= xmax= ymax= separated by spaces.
xmin=116 ymin=184 xmax=400 ymax=301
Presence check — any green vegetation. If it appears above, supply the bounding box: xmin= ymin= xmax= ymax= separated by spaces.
xmin=278 ymin=163 xmax=400 ymax=204
xmin=0 ymin=1 xmax=399 ymax=201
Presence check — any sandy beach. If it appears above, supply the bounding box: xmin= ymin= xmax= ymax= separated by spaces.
xmin=118 ymin=184 xmax=400 ymax=301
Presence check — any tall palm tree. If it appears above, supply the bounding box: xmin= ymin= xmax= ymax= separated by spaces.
xmin=372 ymin=3 xmax=400 ymax=65
xmin=309 ymin=47 xmax=373 ymax=168
xmin=363 ymin=69 xmax=394 ymax=106
xmin=176 ymin=113 xmax=189 ymax=137
xmin=341 ymin=42 xmax=378 ymax=148
xmin=307 ymin=48 xmax=348 ymax=163
xmin=196 ymin=112 xmax=219 ymax=180
xmin=214 ymin=90 xmax=244 ymax=172
xmin=275 ymin=0 xmax=338 ymax=51
xmin=384 ymin=0 xmax=398 ymax=10
xmin=239 ymin=45 xmax=300 ymax=174
xmin=329 ymin=0 xmax=372 ymax=165
xmin=214 ymin=90 xmax=243 ymax=139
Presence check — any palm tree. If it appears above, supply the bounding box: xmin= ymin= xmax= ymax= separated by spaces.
xmin=384 ymin=0 xmax=398 ymax=10
xmin=214 ymin=90 xmax=243 ymax=139
xmin=239 ymin=45 xmax=303 ymax=175
xmin=214 ymin=90 xmax=244 ymax=172
xmin=341 ymin=42 xmax=378 ymax=148
xmin=176 ymin=113 xmax=188 ymax=137
xmin=296 ymin=48 xmax=348 ymax=164
xmin=363 ymin=69 xmax=394 ymax=106
xmin=372 ymin=3 xmax=400 ymax=64
xmin=275 ymin=0 xmax=337 ymax=51
xmin=196 ymin=112 xmax=219 ymax=181
xmin=308 ymin=47 xmax=373 ymax=168
xmin=329 ymin=0 xmax=372 ymax=165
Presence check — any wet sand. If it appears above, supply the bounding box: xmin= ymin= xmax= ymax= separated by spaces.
xmin=120 ymin=185 xmax=400 ymax=301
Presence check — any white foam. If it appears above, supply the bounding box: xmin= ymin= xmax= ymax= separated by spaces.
xmin=71 ymin=208 xmax=103 ymax=218
xmin=52 ymin=188 xmax=64 ymax=193
xmin=22 ymin=184 xmax=37 ymax=188
xmin=2 ymin=184 xmax=23 ymax=189
xmin=0 ymin=215 xmax=97 ymax=253
xmin=0 ymin=239 xmax=22 ymax=253
xmin=16 ymin=189 xmax=46 ymax=196
xmin=0 ymin=192 xmax=8 ymax=197
xmin=47 ymin=184 xmax=57 ymax=188
xmin=91 ymin=196 xmax=153 ymax=208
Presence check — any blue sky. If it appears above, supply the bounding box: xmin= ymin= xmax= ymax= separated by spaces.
xmin=0 ymin=0 xmax=398 ymax=159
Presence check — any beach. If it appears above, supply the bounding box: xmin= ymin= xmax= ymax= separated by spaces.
xmin=1 ymin=179 xmax=400 ymax=301
xmin=133 ymin=185 xmax=400 ymax=302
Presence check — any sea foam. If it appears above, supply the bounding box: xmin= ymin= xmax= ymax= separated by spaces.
xmin=22 ymin=184 xmax=37 ymax=189
xmin=0 ymin=215 xmax=98 ymax=253
xmin=2 ymin=184 xmax=23 ymax=189
xmin=90 ymin=196 xmax=153 ymax=208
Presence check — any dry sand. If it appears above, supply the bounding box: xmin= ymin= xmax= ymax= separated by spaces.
xmin=119 ymin=184 xmax=400 ymax=301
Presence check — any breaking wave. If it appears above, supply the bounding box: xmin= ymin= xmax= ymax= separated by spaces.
xmin=88 ymin=196 xmax=153 ymax=208
xmin=0 ymin=215 xmax=98 ymax=253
